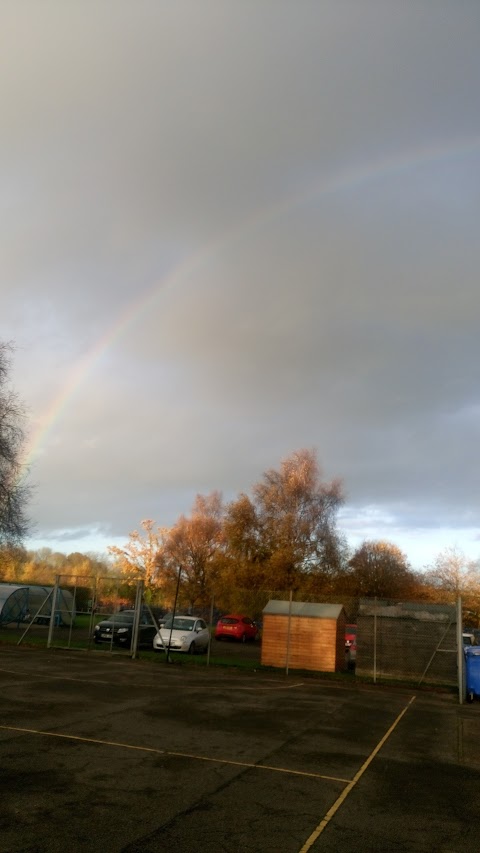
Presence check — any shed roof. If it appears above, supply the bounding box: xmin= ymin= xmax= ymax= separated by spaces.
xmin=263 ymin=600 xmax=344 ymax=619
xmin=358 ymin=599 xmax=456 ymax=622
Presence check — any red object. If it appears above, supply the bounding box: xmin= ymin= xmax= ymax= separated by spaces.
xmin=215 ymin=614 xmax=259 ymax=643
xmin=345 ymin=623 xmax=357 ymax=651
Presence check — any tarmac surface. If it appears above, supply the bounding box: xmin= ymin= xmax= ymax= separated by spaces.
xmin=0 ymin=645 xmax=479 ymax=853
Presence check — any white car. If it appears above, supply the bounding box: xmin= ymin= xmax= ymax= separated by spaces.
xmin=153 ymin=615 xmax=210 ymax=654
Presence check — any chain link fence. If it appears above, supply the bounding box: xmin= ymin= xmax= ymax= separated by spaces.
xmin=0 ymin=577 xmax=466 ymax=697
xmin=355 ymin=597 xmax=459 ymax=686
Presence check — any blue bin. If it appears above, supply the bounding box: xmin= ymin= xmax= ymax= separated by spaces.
xmin=465 ymin=646 xmax=480 ymax=702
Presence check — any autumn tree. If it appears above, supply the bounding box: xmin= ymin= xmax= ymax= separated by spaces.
xmin=16 ymin=547 xmax=77 ymax=584
xmin=108 ymin=519 xmax=165 ymax=600
xmin=63 ymin=551 xmax=109 ymax=579
xmin=223 ymin=449 xmax=345 ymax=593
xmin=346 ymin=540 xmax=415 ymax=598
xmin=0 ymin=342 xmax=30 ymax=545
xmin=424 ymin=547 xmax=480 ymax=624
xmin=425 ymin=547 xmax=475 ymax=596
xmin=160 ymin=492 xmax=225 ymax=610
xmin=0 ymin=543 xmax=29 ymax=582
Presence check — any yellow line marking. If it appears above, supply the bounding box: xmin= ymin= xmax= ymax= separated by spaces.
xmin=298 ymin=695 xmax=416 ymax=852
xmin=0 ymin=724 xmax=350 ymax=783
xmin=234 ymin=682 xmax=305 ymax=691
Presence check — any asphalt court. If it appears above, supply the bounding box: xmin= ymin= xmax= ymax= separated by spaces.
xmin=0 ymin=647 xmax=479 ymax=853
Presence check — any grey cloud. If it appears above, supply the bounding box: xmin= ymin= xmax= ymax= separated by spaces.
xmin=2 ymin=2 xmax=480 ymax=565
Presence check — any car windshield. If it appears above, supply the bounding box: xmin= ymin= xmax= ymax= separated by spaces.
xmin=162 ymin=617 xmax=195 ymax=631
xmin=221 ymin=617 xmax=239 ymax=625
xmin=107 ymin=613 xmax=135 ymax=623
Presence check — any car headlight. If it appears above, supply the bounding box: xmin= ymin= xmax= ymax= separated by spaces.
xmin=117 ymin=627 xmax=129 ymax=633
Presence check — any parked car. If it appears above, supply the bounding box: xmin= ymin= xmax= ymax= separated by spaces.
xmin=153 ymin=615 xmax=210 ymax=654
xmin=93 ymin=610 xmax=157 ymax=648
xmin=215 ymin=614 xmax=259 ymax=643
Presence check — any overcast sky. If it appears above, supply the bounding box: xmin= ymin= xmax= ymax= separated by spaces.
xmin=2 ymin=2 xmax=480 ymax=569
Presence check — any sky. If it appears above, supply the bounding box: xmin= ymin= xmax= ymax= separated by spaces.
xmin=2 ymin=2 xmax=480 ymax=570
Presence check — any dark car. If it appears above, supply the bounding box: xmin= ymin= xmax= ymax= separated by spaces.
xmin=93 ymin=610 xmax=157 ymax=648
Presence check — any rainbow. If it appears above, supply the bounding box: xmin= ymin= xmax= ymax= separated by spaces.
xmin=19 ymin=134 xmax=480 ymax=478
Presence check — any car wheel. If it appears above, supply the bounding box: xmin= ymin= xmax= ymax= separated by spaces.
xmin=189 ymin=641 xmax=196 ymax=655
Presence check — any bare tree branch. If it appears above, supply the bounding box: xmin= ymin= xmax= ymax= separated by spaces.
xmin=0 ymin=342 xmax=31 ymax=544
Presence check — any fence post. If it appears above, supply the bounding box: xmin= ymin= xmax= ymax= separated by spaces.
xmin=285 ymin=590 xmax=293 ymax=676
xmin=207 ymin=594 xmax=214 ymax=667
xmin=47 ymin=575 xmax=60 ymax=649
xmin=17 ymin=588 xmax=54 ymax=646
xmin=373 ymin=596 xmax=377 ymax=684
xmin=457 ymin=595 xmax=464 ymax=704
xmin=131 ymin=580 xmax=144 ymax=659
xmin=87 ymin=575 xmax=98 ymax=650
xmin=66 ymin=577 xmax=76 ymax=649
xmin=167 ymin=566 xmax=182 ymax=664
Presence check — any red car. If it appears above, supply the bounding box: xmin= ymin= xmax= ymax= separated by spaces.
xmin=215 ymin=614 xmax=259 ymax=643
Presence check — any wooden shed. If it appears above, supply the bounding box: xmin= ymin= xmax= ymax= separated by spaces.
xmin=261 ymin=600 xmax=346 ymax=672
